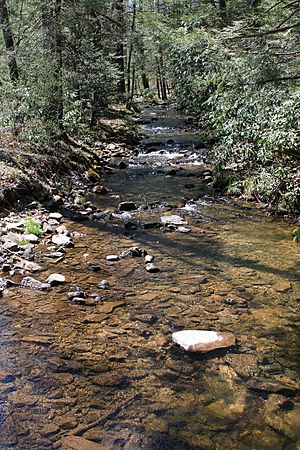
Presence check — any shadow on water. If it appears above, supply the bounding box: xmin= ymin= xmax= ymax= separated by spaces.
xmin=62 ymin=211 xmax=299 ymax=282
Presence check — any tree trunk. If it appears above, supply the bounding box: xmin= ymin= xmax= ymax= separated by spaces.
xmin=127 ymin=0 xmax=136 ymax=95
xmin=115 ymin=0 xmax=126 ymax=96
xmin=40 ymin=0 xmax=64 ymax=128
xmin=142 ymin=72 xmax=150 ymax=89
xmin=0 ymin=0 xmax=19 ymax=82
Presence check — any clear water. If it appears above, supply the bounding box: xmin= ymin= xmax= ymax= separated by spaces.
xmin=0 ymin=106 xmax=299 ymax=449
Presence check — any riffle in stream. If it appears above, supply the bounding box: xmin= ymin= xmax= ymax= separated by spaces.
xmin=0 ymin=106 xmax=299 ymax=449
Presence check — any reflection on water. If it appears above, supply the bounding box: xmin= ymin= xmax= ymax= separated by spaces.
xmin=0 ymin=106 xmax=299 ymax=449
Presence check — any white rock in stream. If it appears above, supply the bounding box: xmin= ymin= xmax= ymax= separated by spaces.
xmin=161 ymin=215 xmax=187 ymax=226
xmin=172 ymin=330 xmax=236 ymax=353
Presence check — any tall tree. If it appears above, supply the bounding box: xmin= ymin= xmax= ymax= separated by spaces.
xmin=0 ymin=0 xmax=19 ymax=82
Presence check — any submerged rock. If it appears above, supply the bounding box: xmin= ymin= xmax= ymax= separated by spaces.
xmin=172 ymin=330 xmax=236 ymax=353
xmin=58 ymin=436 xmax=104 ymax=450
xmin=131 ymin=314 xmax=157 ymax=324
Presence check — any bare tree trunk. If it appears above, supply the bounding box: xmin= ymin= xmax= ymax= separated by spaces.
xmin=142 ymin=72 xmax=150 ymax=89
xmin=127 ymin=1 xmax=136 ymax=95
xmin=40 ymin=0 xmax=64 ymax=128
xmin=115 ymin=0 xmax=126 ymax=96
xmin=0 ymin=0 xmax=19 ymax=82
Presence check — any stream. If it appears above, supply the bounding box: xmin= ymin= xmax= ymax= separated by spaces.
xmin=0 ymin=106 xmax=299 ymax=449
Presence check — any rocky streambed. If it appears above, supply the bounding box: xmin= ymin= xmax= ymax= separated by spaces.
xmin=0 ymin=106 xmax=299 ymax=450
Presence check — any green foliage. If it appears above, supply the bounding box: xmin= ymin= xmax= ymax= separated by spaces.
xmin=23 ymin=219 xmax=42 ymax=236
xmin=19 ymin=239 xmax=30 ymax=245
xmin=165 ymin=1 xmax=300 ymax=214
xmin=293 ymin=227 xmax=300 ymax=244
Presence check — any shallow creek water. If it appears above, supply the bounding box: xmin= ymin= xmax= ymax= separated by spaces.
xmin=0 ymin=106 xmax=299 ymax=449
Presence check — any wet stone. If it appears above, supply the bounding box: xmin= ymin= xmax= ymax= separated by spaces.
xmin=120 ymin=247 xmax=147 ymax=258
xmin=52 ymin=234 xmax=73 ymax=247
xmin=161 ymin=215 xmax=187 ymax=226
xmin=46 ymin=273 xmax=66 ymax=286
xmin=106 ymin=255 xmax=120 ymax=262
xmin=146 ymin=263 xmax=160 ymax=273
xmin=98 ymin=279 xmax=110 ymax=289
xmin=21 ymin=276 xmax=51 ymax=291
xmin=0 ymin=277 xmax=15 ymax=289
xmin=49 ymin=212 xmax=63 ymax=220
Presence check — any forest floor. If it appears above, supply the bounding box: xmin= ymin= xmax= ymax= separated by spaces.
xmin=0 ymin=105 xmax=141 ymax=211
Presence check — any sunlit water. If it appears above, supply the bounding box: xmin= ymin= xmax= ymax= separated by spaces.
xmin=0 ymin=106 xmax=299 ymax=449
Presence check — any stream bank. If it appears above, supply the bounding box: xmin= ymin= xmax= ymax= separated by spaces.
xmin=0 ymin=106 xmax=299 ymax=450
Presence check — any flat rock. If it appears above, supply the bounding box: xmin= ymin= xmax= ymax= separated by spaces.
xmin=49 ymin=212 xmax=63 ymax=220
xmin=146 ymin=263 xmax=160 ymax=273
xmin=145 ymin=255 xmax=154 ymax=263
xmin=161 ymin=215 xmax=187 ymax=226
xmin=52 ymin=234 xmax=73 ymax=247
xmin=22 ymin=233 xmax=39 ymax=242
xmin=58 ymin=436 xmax=104 ymax=450
xmin=106 ymin=255 xmax=120 ymax=262
xmin=46 ymin=273 xmax=66 ymax=286
xmin=177 ymin=226 xmax=191 ymax=233
xmin=172 ymin=330 xmax=236 ymax=353
xmin=13 ymin=256 xmax=42 ymax=273
xmin=21 ymin=276 xmax=51 ymax=291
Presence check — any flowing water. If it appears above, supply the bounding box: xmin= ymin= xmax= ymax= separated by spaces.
xmin=0 ymin=106 xmax=299 ymax=449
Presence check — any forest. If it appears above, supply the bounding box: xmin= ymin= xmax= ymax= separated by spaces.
xmin=0 ymin=0 xmax=299 ymax=213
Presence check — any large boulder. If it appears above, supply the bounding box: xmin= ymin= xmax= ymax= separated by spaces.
xmin=172 ymin=330 xmax=236 ymax=353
